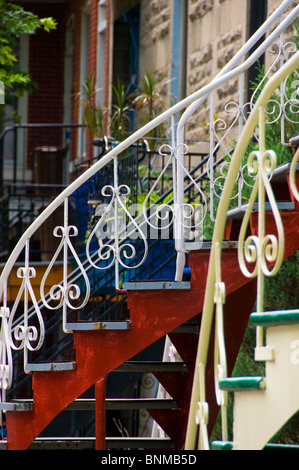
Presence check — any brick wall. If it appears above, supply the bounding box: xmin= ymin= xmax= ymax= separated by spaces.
xmin=23 ymin=0 xmax=99 ymax=168
xmin=22 ymin=3 xmax=65 ymax=168
xmin=27 ymin=3 xmax=65 ymax=126
xmin=66 ymin=0 xmax=99 ymax=163
xmin=22 ymin=0 xmax=298 ymax=167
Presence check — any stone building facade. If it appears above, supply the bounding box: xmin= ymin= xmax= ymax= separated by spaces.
xmin=7 ymin=0 xmax=297 ymax=184
xmin=137 ymin=0 xmax=298 ymax=143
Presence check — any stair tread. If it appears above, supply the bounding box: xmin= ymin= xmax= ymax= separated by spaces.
xmin=114 ymin=361 xmax=189 ymax=372
xmin=65 ymin=398 xmax=179 ymax=411
xmin=227 ymin=161 xmax=299 ymax=221
xmin=219 ymin=376 xmax=266 ymax=391
xmin=211 ymin=441 xmax=234 ymax=450
xmin=25 ymin=362 xmax=76 ymax=372
xmin=227 ymin=201 xmax=295 ymax=219
xmin=270 ymin=161 xmax=299 ymax=182
xmin=0 ymin=401 xmax=33 ymax=412
xmin=65 ymin=321 xmax=131 ymax=331
xmin=185 ymin=240 xmax=238 ymax=251
xmin=29 ymin=437 xmax=96 ymax=450
xmin=29 ymin=436 xmax=174 ymax=450
xmin=264 ymin=443 xmax=299 ymax=451
xmin=212 ymin=441 xmax=299 ymax=451
xmin=106 ymin=437 xmax=175 ymax=449
xmin=250 ymin=309 xmax=299 ymax=327
xmin=122 ymin=280 xmax=191 ymax=290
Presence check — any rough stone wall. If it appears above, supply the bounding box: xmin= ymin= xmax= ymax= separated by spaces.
xmin=137 ymin=0 xmax=298 ymax=142
xmin=186 ymin=0 xmax=248 ymax=141
xmin=139 ymin=0 xmax=173 ymax=103
xmin=258 ymin=0 xmax=298 ymax=87
xmin=268 ymin=0 xmax=298 ymax=14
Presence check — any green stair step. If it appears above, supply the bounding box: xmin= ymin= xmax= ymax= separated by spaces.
xmin=219 ymin=376 xmax=266 ymax=392
xmin=212 ymin=442 xmax=299 ymax=451
xmin=211 ymin=441 xmax=234 ymax=450
xmin=264 ymin=443 xmax=299 ymax=451
xmin=250 ymin=310 xmax=299 ymax=327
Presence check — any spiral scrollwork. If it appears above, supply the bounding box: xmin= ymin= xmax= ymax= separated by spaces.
xmin=41 ymin=220 xmax=90 ymax=312
xmin=290 ymin=147 xmax=299 ymax=202
xmin=7 ymin=266 xmax=45 ymax=353
xmin=86 ymin=182 xmax=148 ymax=271
xmin=175 ymin=143 xmax=208 ymax=230
xmin=238 ymin=146 xmax=285 ymax=280
xmin=142 ymin=144 xmax=175 ymax=231
xmin=0 ymin=307 xmax=13 ymax=392
xmin=0 ymin=365 xmax=10 ymax=391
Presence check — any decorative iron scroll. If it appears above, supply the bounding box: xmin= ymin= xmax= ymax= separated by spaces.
xmin=290 ymin=147 xmax=299 ymax=201
xmin=0 ymin=307 xmax=12 ymax=397
xmin=86 ymin=158 xmax=149 ymax=289
xmin=238 ymin=108 xmax=285 ymax=281
xmin=40 ymin=200 xmax=91 ymax=332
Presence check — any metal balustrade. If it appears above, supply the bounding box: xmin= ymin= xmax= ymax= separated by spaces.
xmin=185 ymin=49 xmax=299 ymax=451
xmin=0 ymin=0 xmax=298 ymax=439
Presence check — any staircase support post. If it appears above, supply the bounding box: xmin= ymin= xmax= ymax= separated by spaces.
xmin=95 ymin=377 xmax=106 ymax=450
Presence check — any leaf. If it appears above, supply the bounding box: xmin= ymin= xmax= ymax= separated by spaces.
xmin=39 ymin=17 xmax=57 ymax=32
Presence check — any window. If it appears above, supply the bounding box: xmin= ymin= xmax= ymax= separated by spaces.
xmin=112 ymin=5 xmax=140 ymax=91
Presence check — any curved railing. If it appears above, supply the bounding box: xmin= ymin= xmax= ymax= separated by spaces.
xmin=184 ymin=49 xmax=299 ymax=450
xmin=0 ymin=0 xmax=298 ymax=407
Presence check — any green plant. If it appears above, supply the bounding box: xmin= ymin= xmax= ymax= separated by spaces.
xmin=0 ymin=0 xmax=57 ymax=126
xmin=211 ymin=35 xmax=299 ymax=443
xmin=110 ymin=78 xmax=136 ymax=141
xmin=133 ymin=70 xmax=168 ymax=146
xmin=78 ymin=75 xmax=105 ymax=138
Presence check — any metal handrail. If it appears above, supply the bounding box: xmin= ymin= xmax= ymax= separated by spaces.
xmin=184 ymin=49 xmax=299 ymax=451
xmin=0 ymin=0 xmax=298 ymax=402
xmin=1 ymin=1 xmax=298 ymax=296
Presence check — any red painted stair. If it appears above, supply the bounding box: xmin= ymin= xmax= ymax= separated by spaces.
xmin=4 ymin=246 xmax=258 ymax=450
xmin=4 ymin=164 xmax=299 ymax=450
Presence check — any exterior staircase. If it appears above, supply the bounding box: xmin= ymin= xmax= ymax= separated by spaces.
xmin=1 ymin=250 xmax=258 ymax=450
xmin=213 ymin=309 xmax=299 ymax=450
xmin=0 ymin=0 xmax=298 ymax=451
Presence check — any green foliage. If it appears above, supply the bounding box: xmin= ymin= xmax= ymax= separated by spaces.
xmin=211 ymin=36 xmax=299 ymax=443
xmin=77 ymin=75 xmax=104 ymax=138
xmin=133 ymin=70 xmax=167 ymax=143
xmin=264 ymin=251 xmax=299 ymax=311
xmin=0 ymin=0 xmax=57 ymax=122
xmin=249 ymin=63 xmax=298 ymax=166
xmin=110 ymin=78 xmax=136 ymax=141
xmin=79 ymin=71 xmax=168 ymax=144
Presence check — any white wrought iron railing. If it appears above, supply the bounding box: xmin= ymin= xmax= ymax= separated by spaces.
xmin=0 ymin=0 xmax=298 ymax=415
xmin=184 ymin=48 xmax=299 ymax=451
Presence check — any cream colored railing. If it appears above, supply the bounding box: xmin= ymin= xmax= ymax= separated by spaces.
xmin=0 ymin=0 xmax=298 ymax=421
xmin=185 ymin=50 xmax=299 ymax=451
